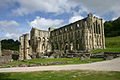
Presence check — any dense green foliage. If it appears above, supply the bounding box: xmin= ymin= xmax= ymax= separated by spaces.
xmin=1 ymin=39 xmax=20 ymax=51
xmin=0 ymin=70 xmax=120 ymax=80
xmin=104 ymin=17 xmax=120 ymax=37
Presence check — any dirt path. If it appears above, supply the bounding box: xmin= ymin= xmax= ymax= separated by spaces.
xmin=0 ymin=58 xmax=120 ymax=72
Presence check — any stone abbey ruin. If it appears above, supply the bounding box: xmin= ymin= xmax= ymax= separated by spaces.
xmin=19 ymin=14 xmax=105 ymax=60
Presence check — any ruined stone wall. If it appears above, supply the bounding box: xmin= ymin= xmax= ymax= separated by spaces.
xmin=50 ymin=19 xmax=85 ymax=51
xmin=50 ymin=14 xmax=105 ymax=51
xmin=19 ymin=34 xmax=31 ymax=60
xmin=0 ymin=56 xmax=12 ymax=65
xmin=30 ymin=28 xmax=51 ymax=54
xmin=85 ymin=14 xmax=105 ymax=50
xmin=19 ymin=14 xmax=105 ymax=59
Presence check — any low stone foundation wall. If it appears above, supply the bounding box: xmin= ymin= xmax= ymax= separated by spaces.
xmin=91 ymin=52 xmax=120 ymax=60
xmin=0 ymin=56 xmax=12 ymax=65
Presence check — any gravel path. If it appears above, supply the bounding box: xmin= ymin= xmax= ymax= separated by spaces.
xmin=0 ymin=58 xmax=120 ymax=72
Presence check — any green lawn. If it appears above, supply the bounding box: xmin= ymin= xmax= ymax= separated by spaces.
xmin=91 ymin=36 xmax=120 ymax=53
xmin=105 ymin=36 xmax=120 ymax=48
xmin=7 ymin=58 xmax=104 ymax=66
xmin=0 ymin=70 xmax=120 ymax=80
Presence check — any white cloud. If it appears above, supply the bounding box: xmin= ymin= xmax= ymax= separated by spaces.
xmin=112 ymin=17 xmax=118 ymax=21
xmin=73 ymin=0 xmax=120 ymax=19
xmin=12 ymin=0 xmax=77 ymax=16
xmin=0 ymin=20 xmax=22 ymax=40
xmin=0 ymin=20 xmax=19 ymax=27
xmin=0 ymin=20 xmax=19 ymax=33
xmin=5 ymin=33 xmax=20 ymax=39
xmin=69 ymin=15 xmax=84 ymax=23
xmin=1 ymin=0 xmax=120 ymax=19
xmin=29 ymin=17 xmax=63 ymax=30
xmin=0 ymin=32 xmax=21 ymax=40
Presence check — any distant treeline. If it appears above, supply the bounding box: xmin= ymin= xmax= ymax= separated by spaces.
xmin=104 ymin=17 xmax=120 ymax=37
xmin=1 ymin=39 xmax=20 ymax=51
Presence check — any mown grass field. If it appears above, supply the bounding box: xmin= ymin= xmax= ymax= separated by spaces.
xmin=0 ymin=70 xmax=120 ymax=80
xmin=91 ymin=36 xmax=120 ymax=53
xmin=105 ymin=36 xmax=120 ymax=48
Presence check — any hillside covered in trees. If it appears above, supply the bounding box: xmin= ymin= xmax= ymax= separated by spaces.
xmin=104 ymin=17 xmax=120 ymax=37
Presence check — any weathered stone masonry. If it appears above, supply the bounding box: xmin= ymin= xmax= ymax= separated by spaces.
xmin=50 ymin=14 xmax=105 ymax=52
xmin=19 ymin=34 xmax=31 ymax=60
xmin=30 ymin=28 xmax=51 ymax=54
xmin=19 ymin=14 xmax=105 ymax=59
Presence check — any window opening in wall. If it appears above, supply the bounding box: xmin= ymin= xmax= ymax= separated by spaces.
xmin=38 ymin=37 xmax=41 ymax=41
xmin=98 ymin=24 xmax=100 ymax=34
xmin=43 ymin=37 xmax=45 ymax=42
xmin=60 ymin=29 xmax=62 ymax=33
xmin=71 ymin=26 xmax=73 ymax=30
xmin=96 ymin=21 xmax=98 ymax=34
xmin=77 ymin=24 xmax=80 ymax=27
xmin=65 ymin=28 xmax=67 ymax=31
xmin=42 ymin=43 xmax=45 ymax=50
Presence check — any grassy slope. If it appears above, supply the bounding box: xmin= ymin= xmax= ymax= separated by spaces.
xmin=91 ymin=36 xmax=120 ymax=53
xmin=105 ymin=36 xmax=120 ymax=48
xmin=0 ymin=70 xmax=120 ymax=80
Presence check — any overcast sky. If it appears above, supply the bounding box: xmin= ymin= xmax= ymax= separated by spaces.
xmin=0 ymin=0 xmax=120 ymax=40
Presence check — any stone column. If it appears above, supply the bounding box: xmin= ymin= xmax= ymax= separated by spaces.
xmin=24 ymin=34 xmax=29 ymax=59
xmin=19 ymin=34 xmax=30 ymax=60
xmin=19 ymin=36 xmax=24 ymax=60
xmin=88 ymin=13 xmax=94 ymax=49
xmin=83 ymin=21 xmax=89 ymax=51
xmin=101 ymin=19 xmax=105 ymax=49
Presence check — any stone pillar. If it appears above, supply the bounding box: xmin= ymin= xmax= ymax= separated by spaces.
xmin=83 ymin=21 xmax=89 ymax=51
xmin=19 ymin=36 xmax=24 ymax=60
xmin=0 ymin=41 xmax=2 ymax=56
xmin=87 ymin=13 xmax=94 ymax=50
xmin=19 ymin=34 xmax=30 ymax=60
xmin=70 ymin=42 xmax=73 ymax=50
xmin=101 ymin=19 xmax=105 ymax=49
xmin=24 ymin=34 xmax=30 ymax=59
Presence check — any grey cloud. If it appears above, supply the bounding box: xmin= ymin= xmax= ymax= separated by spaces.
xmin=1 ymin=0 xmax=120 ymax=19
